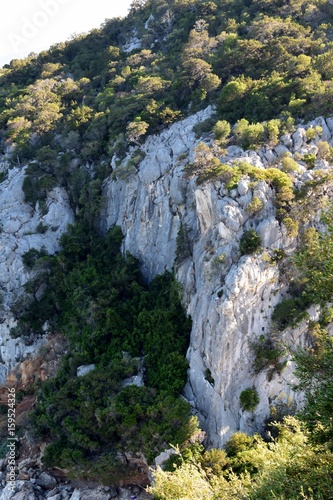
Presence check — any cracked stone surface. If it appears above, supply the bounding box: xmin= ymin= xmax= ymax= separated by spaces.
xmin=104 ymin=111 xmax=333 ymax=446
xmin=0 ymin=166 xmax=74 ymax=382
xmin=1 ymin=110 xmax=333 ymax=448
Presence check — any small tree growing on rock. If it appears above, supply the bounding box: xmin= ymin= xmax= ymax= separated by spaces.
xmin=240 ymin=387 xmax=260 ymax=412
xmin=239 ymin=230 xmax=261 ymax=255
xmin=126 ymin=117 xmax=149 ymax=144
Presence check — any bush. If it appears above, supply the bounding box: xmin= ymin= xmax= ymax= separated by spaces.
xmin=225 ymin=432 xmax=257 ymax=457
xmin=22 ymin=247 xmax=48 ymax=269
xmin=148 ymin=462 xmax=214 ymax=499
xmin=281 ymin=156 xmax=300 ymax=173
xmin=271 ymin=298 xmax=308 ymax=330
xmin=213 ymin=120 xmax=231 ymax=141
xmin=176 ymin=224 xmax=191 ymax=263
xmin=282 ymin=217 xmax=299 ymax=237
xmin=36 ymin=222 xmax=48 ymax=234
xmin=317 ymin=140 xmax=333 ymax=160
xmin=302 ymin=153 xmax=316 ymax=168
xmin=305 ymin=126 xmax=322 ymax=141
xmin=205 ymin=368 xmax=215 ymax=385
xmin=239 ymin=387 xmax=260 ymax=412
xmin=246 ymin=196 xmax=264 ymax=215
xmin=234 ymin=119 xmax=265 ymax=150
xmin=250 ymin=335 xmax=285 ymax=373
xmin=215 ymin=164 xmax=241 ymax=189
xmin=192 ymin=117 xmax=216 ymax=138
xmin=239 ymin=230 xmax=261 ymax=255
xmin=265 ymin=119 xmax=281 ymax=145
xmin=17 ymin=222 xmax=193 ymax=479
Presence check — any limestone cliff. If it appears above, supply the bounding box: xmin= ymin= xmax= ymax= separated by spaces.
xmin=0 ymin=109 xmax=332 ymax=451
xmin=104 ymin=109 xmax=333 ymax=446
xmin=0 ymin=165 xmax=74 ymax=384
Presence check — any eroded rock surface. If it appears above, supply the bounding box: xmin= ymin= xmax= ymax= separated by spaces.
xmin=0 ymin=166 xmax=74 ymax=383
xmin=104 ymin=111 xmax=333 ymax=446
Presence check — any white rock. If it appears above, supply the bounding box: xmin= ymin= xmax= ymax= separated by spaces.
xmin=325 ymin=117 xmax=333 ymax=134
xmin=256 ymin=218 xmax=283 ymax=248
xmin=226 ymin=145 xmax=243 ymax=157
xmin=69 ymin=491 xmax=81 ymax=500
xmin=280 ymin=134 xmax=293 ymax=148
xmin=314 ymin=159 xmax=330 ymax=170
xmin=292 ymin=128 xmax=306 ymax=150
xmin=315 ymin=117 xmax=331 ymax=141
xmin=0 ymin=167 xmax=74 ymax=380
xmin=77 ymin=364 xmax=95 ymax=377
xmin=89 ymin=113 xmax=333 ymax=448
xmin=237 ymin=180 xmax=249 ymax=196
xmin=122 ymin=36 xmax=141 ymax=53
xmin=262 ymin=148 xmax=277 ymax=163
xmin=0 ymin=481 xmax=26 ymax=499
xmin=155 ymin=448 xmax=176 ymax=468
xmin=274 ymin=144 xmax=289 ymax=157
xmin=218 ymin=222 xmax=232 ymax=242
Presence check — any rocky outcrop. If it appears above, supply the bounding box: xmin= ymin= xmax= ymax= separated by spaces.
xmin=104 ymin=111 xmax=333 ymax=446
xmin=0 ymin=456 xmax=152 ymax=499
xmin=0 ymin=109 xmax=331 ymax=470
xmin=0 ymin=166 xmax=74 ymax=383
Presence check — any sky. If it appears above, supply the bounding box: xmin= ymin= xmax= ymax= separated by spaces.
xmin=0 ymin=0 xmax=134 ymax=67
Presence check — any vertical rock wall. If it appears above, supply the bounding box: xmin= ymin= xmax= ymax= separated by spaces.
xmin=104 ymin=111 xmax=333 ymax=446
xmin=0 ymin=166 xmax=74 ymax=383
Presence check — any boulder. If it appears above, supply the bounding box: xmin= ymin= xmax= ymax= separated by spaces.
xmin=76 ymin=364 xmax=95 ymax=377
xmin=35 ymin=472 xmax=57 ymax=489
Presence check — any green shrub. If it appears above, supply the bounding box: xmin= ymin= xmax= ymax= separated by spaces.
xmin=250 ymin=335 xmax=285 ymax=373
xmin=271 ymin=248 xmax=287 ymax=262
xmin=225 ymin=432 xmax=257 ymax=458
xmin=22 ymin=247 xmax=49 ymax=269
xmin=305 ymin=126 xmax=322 ymax=141
xmin=215 ymin=164 xmax=241 ymax=189
xmin=239 ymin=230 xmax=261 ymax=255
xmin=282 ymin=217 xmax=299 ymax=237
xmin=213 ymin=120 xmax=231 ymax=141
xmin=28 ymin=223 xmax=192 ymax=476
xmin=36 ymin=222 xmax=48 ymax=234
xmin=205 ymin=368 xmax=215 ymax=385
xmin=113 ymin=159 xmax=137 ymax=180
xmin=149 ymin=417 xmax=333 ymax=499
xmin=176 ymin=224 xmax=191 ymax=263
xmin=302 ymin=153 xmax=316 ymax=168
xmin=293 ymin=225 xmax=333 ymax=305
xmin=317 ymin=140 xmax=333 ymax=160
xmin=320 ymin=307 xmax=333 ymax=326
xmin=234 ymin=119 xmax=265 ymax=150
xmin=293 ymin=329 xmax=333 ymax=445
xmin=271 ymin=298 xmax=308 ymax=330
xmin=0 ymin=171 xmax=7 ymax=184
xmin=246 ymin=196 xmax=264 ymax=215
xmin=281 ymin=156 xmax=300 ymax=173
xmin=265 ymin=119 xmax=281 ymax=145
xmin=192 ymin=117 xmax=216 ymax=138
xmin=239 ymin=387 xmax=260 ymax=412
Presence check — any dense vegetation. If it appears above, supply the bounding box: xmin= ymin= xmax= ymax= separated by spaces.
xmin=1 ymin=0 xmax=333 ymax=175
xmin=271 ymin=212 xmax=333 ymax=331
xmin=149 ymin=416 xmax=333 ymax=499
xmin=148 ymin=323 xmax=333 ymax=499
xmin=17 ymin=223 xmax=192 ymax=478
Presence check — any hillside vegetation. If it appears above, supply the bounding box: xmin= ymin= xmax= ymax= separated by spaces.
xmin=0 ymin=0 xmax=333 ymax=497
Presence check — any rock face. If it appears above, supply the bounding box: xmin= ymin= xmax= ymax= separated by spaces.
xmin=0 ymin=111 xmax=331 ymax=454
xmin=0 ymin=166 xmax=74 ymax=383
xmin=0 ymin=457 xmax=150 ymax=499
xmin=104 ymin=111 xmax=333 ymax=446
